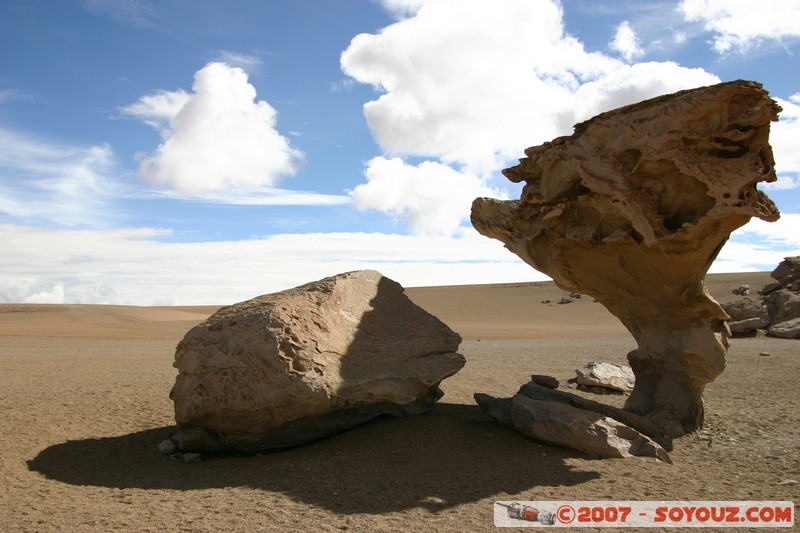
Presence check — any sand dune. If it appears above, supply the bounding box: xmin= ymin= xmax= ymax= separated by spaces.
xmin=1 ymin=272 xmax=797 ymax=532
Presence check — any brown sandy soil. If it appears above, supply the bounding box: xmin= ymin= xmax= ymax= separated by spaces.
xmin=0 ymin=272 xmax=797 ymax=532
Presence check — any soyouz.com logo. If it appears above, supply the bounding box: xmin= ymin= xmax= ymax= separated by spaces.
xmin=493 ymin=501 xmax=795 ymax=527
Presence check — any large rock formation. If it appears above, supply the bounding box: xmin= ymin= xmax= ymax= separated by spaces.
xmin=724 ymin=256 xmax=800 ymax=338
xmin=170 ymin=270 xmax=465 ymax=453
xmin=472 ymin=81 xmax=781 ymax=433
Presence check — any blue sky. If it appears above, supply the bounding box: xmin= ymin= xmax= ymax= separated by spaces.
xmin=1 ymin=0 xmax=799 ymax=305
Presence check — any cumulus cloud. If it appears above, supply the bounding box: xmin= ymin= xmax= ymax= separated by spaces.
xmin=679 ymin=0 xmax=800 ymax=53
xmin=771 ymin=93 xmax=800 ymax=183
xmin=351 ymin=157 xmax=503 ymax=236
xmin=0 ymin=128 xmax=122 ymax=226
xmin=341 ymin=0 xmax=719 ymax=234
xmin=123 ymin=62 xmax=303 ymax=195
xmin=610 ymin=21 xmax=645 ymax=61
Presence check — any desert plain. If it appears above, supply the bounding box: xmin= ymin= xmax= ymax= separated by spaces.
xmin=1 ymin=271 xmax=797 ymax=532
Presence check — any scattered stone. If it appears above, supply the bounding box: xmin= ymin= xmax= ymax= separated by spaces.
xmin=575 ymin=362 xmax=635 ymax=393
xmin=722 ymin=298 xmax=769 ymax=323
xmin=158 ymin=438 xmax=178 ymax=455
xmin=764 ymin=289 xmax=800 ymax=327
xmin=569 ymin=293 xmax=582 ymax=299
xmin=727 ymin=317 xmax=765 ymax=336
xmin=731 ymin=284 xmax=750 ymax=296
xmin=170 ymin=270 xmax=465 ymax=453
xmin=530 ymin=374 xmax=559 ymax=389
xmin=768 ymin=317 xmax=800 ymax=339
xmin=471 ymin=81 xmax=781 ymax=433
xmin=541 ymin=299 xmax=551 ymax=304
xmin=182 ymin=452 xmax=202 ymax=463
xmin=759 ymin=352 xmax=771 ymax=357
xmin=779 ymin=479 xmax=798 ymax=486
xmin=558 ymin=296 xmax=574 ymax=304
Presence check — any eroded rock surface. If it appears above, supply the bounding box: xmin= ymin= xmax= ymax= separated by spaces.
xmin=170 ymin=270 xmax=465 ymax=453
xmin=722 ymin=256 xmax=800 ymax=338
xmin=472 ymin=81 xmax=781 ymax=433
xmin=475 ymin=383 xmax=672 ymax=463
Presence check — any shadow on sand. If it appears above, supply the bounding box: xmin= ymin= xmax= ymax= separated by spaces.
xmin=28 ymin=403 xmax=600 ymax=514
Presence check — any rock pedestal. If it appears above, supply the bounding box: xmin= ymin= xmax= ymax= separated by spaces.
xmin=170 ymin=270 xmax=465 ymax=453
xmin=472 ymin=81 xmax=781 ymax=433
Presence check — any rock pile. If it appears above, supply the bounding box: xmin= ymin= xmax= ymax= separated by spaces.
xmin=169 ymin=270 xmax=465 ymax=453
xmin=723 ymin=256 xmax=800 ymax=338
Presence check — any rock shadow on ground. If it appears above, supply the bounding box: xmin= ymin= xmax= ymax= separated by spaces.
xmin=27 ymin=403 xmax=600 ymax=514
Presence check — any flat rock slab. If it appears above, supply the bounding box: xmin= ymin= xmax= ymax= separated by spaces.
xmin=170 ymin=270 xmax=465 ymax=453
xmin=575 ymin=362 xmax=635 ymax=393
xmin=474 ymin=392 xmax=671 ymax=463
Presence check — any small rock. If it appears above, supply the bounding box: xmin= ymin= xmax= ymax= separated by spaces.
xmin=759 ymin=351 xmax=770 ymax=357
xmin=778 ymin=479 xmax=798 ymax=486
xmin=558 ymin=296 xmax=574 ymax=304
xmin=158 ymin=438 xmax=178 ymax=455
xmin=569 ymin=293 xmax=582 ymax=299
xmin=575 ymin=362 xmax=635 ymax=393
xmin=530 ymin=374 xmax=559 ymax=389
xmin=541 ymin=299 xmax=551 ymax=304
xmin=731 ymin=284 xmax=750 ymax=296
xmin=182 ymin=452 xmax=202 ymax=463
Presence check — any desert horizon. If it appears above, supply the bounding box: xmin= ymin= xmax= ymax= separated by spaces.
xmin=2 ymin=270 xmax=797 ymax=532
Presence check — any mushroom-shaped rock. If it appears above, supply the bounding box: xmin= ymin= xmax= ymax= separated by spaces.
xmin=471 ymin=81 xmax=781 ymax=433
xmin=170 ymin=270 xmax=465 ymax=453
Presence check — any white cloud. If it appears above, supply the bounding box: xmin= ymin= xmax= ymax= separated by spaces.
xmin=214 ymin=51 xmax=263 ymax=70
xmin=124 ymin=62 xmax=303 ymax=195
xmin=3 ymin=215 xmax=795 ymax=305
xmin=0 ymin=128 xmax=122 ymax=226
xmin=0 ymin=224 xmax=538 ymax=305
xmin=379 ymin=0 xmax=428 ymax=18
xmin=610 ymin=21 xmax=645 ymax=61
xmin=22 ymin=284 xmax=65 ymax=304
xmin=351 ymin=157 xmax=504 ymax=236
xmin=679 ymin=0 xmax=800 ymax=53
xmin=772 ymin=93 xmax=800 ymax=178
xmin=82 ymin=0 xmax=161 ymax=30
xmin=341 ymin=0 xmax=719 ymax=234
xmin=713 ymin=214 xmax=800 ymax=272
xmin=120 ymin=89 xmax=191 ymax=130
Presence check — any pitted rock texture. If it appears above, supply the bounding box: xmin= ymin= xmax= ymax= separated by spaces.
xmin=170 ymin=270 xmax=465 ymax=452
xmin=472 ymin=80 xmax=781 ymax=433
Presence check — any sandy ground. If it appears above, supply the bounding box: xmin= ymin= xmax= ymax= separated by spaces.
xmin=1 ymin=272 xmax=797 ymax=532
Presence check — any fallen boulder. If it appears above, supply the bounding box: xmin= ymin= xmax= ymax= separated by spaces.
xmin=511 ymin=396 xmax=671 ymax=463
xmin=727 ymin=317 xmax=765 ymax=336
xmin=475 ymin=388 xmax=671 ymax=463
xmin=575 ymin=362 xmax=634 ymax=393
xmin=170 ymin=270 xmax=465 ymax=453
xmin=768 ymin=317 xmax=800 ymax=339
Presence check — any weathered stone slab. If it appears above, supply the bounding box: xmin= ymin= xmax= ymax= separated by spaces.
xmin=510 ymin=395 xmax=671 ymax=463
xmin=575 ymin=362 xmax=635 ymax=393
